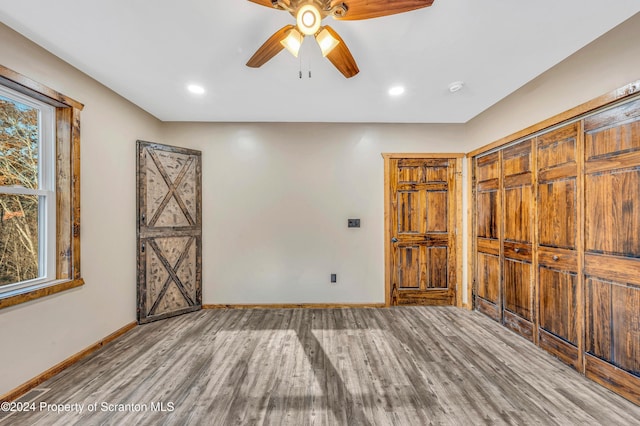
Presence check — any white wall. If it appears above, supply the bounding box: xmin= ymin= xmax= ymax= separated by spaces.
xmin=0 ymin=24 xmax=164 ymax=395
xmin=466 ymin=12 xmax=640 ymax=146
xmin=161 ymin=123 xmax=469 ymax=304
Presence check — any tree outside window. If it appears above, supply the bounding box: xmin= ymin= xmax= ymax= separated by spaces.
xmin=0 ymin=95 xmax=40 ymax=285
xmin=0 ymin=89 xmax=55 ymax=291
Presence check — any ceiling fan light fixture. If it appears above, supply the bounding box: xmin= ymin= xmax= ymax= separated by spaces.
xmin=280 ymin=28 xmax=303 ymax=57
xmin=315 ymin=27 xmax=340 ymax=57
xmin=296 ymin=5 xmax=321 ymax=36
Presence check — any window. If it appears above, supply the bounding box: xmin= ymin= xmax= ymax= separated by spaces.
xmin=0 ymin=86 xmax=56 ymax=293
xmin=0 ymin=65 xmax=84 ymax=309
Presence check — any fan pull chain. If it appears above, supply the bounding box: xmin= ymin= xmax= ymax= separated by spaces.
xmin=296 ymin=48 xmax=312 ymax=79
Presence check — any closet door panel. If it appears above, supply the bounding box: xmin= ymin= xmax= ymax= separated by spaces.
xmin=584 ymin=98 xmax=640 ymax=159
xmin=583 ymin=98 xmax=640 ymax=404
xmin=537 ymin=123 xmax=580 ymax=367
xmin=502 ymin=140 xmax=534 ymax=339
xmin=585 ymin=278 xmax=612 ymax=360
xmin=538 ymin=267 xmax=578 ymax=345
xmin=585 ymin=168 xmax=640 ymax=256
xmin=504 ymin=186 xmax=532 ymax=243
xmin=477 ymin=191 xmax=499 ymax=239
xmin=538 ymin=267 xmax=579 ymax=367
xmin=537 ymin=125 xmax=577 ymax=169
xmin=503 ymin=259 xmax=532 ymax=319
xmin=586 ymin=278 xmax=640 ymax=374
xmin=475 ymin=152 xmax=501 ymax=320
xmin=477 ymin=252 xmax=501 ymax=320
xmin=537 ymin=180 xmax=577 ymax=250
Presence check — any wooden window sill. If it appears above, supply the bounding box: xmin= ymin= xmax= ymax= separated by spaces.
xmin=0 ymin=278 xmax=84 ymax=310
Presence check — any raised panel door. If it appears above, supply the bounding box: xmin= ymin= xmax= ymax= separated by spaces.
xmin=583 ymin=98 xmax=640 ymax=404
xmin=536 ymin=123 xmax=580 ymax=366
xmin=390 ymin=158 xmax=459 ymax=306
xmin=475 ymin=152 xmax=501 ymax=321
xmin=502 ymin=140 xmax=534 ymax=340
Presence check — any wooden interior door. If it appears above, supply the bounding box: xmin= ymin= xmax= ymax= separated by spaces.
xmin=536 ymin=123 xmax=581 ymax=368
xmin=501 ymin=140 xmax=535 ymax=341
xmin=137 ymin=141 xmax=202 ymax=324
xmin=474 ymin=152 xmax=501 ymax=320
xmin=583 ymin=98 xmax=640 ymax=403
xmin=388 ymin=156 xmax=460 ymax=306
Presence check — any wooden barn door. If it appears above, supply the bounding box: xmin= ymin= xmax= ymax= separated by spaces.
xmin=386 ymin=155 xmax=461 ymax=306
xmin=137 ymin=141 xmax=202 ymax=324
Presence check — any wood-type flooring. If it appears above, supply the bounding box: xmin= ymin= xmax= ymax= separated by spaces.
xmin=3 ymin=307 xmax=640 ymax=425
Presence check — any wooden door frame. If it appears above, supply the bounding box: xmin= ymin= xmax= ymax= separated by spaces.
xmin=382 ymin=153 xmax=465 ymax=307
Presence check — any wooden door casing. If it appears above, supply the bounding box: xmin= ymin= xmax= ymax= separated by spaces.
xmin=137 ymin=141 xmax=202 ymax=324
xmin=536 ymin=123 xmax=581 ymax=368
xmin=387 ymin=156 xmax=461 ymax=306
xmin=583 ymin=98 xmax=640 ymax=403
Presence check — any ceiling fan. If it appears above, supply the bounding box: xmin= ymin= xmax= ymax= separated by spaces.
xmin=246 ymin=0 xmax=435 ymax=78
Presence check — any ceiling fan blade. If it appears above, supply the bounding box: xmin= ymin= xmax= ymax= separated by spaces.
xmin=247 ymin=0 xmax=273 ymax=7
xmin=246 ymin=25 xmax=295 ymax=68
xmin=323 ymin=26 xmax=359 ymax=78
xmin=332 ymin=0 xmax=434 ymax=20
xmin=247 ymin=0 xmax=290 ymax=9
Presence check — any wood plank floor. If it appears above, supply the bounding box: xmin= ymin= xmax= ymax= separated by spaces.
xmin=3 ymin=307 xmax=640 ymax=425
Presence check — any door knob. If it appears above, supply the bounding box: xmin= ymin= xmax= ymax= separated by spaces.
xmin=391 ymin=237 xmax=398 ymax=243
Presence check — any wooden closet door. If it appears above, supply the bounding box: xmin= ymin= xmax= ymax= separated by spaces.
xmin=536 ymin=123 xmax=580 ymax=368
xmin=502 ymin=140 xmax=534 ymax=341
xmin=583 ymin=98 xmax=640 ymax=404
xmin=475 ymin=152 xmax=501 ymax=321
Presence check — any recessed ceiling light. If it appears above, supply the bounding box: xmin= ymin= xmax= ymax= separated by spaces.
xmin=448 ymin=81 xmax=465 ymax=93
xmin=388 ymin=86 xmax=405 ymax=96
xmin=187 ymin=84 xmax=205 ymax=95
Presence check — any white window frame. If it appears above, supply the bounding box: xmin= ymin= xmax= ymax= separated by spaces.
xmin=0 ymin=84 xmax=57 ymax=297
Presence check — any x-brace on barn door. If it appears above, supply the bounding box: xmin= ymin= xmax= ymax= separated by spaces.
xmin=137 ymin=140 xmax=202 ymax=324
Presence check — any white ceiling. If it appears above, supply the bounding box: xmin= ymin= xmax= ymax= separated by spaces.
xmin=1 ymin=1 xmax=638 ymax=123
